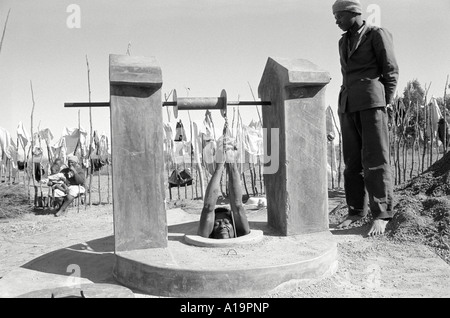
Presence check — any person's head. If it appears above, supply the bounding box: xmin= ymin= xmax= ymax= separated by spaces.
xmin=332 ymin=0 xmax=362 ymax=32
xmin=54 ymin=158 xmax=63 ymax=168
xmin=67 ymin=155 xmax=79 ymax=167
xmin=211 ymin=208 xmax=235 ymax=239
xmin=50 ymin=163 xmax=60 ymax=175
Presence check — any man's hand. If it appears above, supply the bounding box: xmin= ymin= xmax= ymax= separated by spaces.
xmin=386 ymin=103 xmax=394 ymax=128
xmin=223 ymin=137 xmax=238 ymax=163
xmin=216 ymin=135 xmax=238 ymax=163
xmin=68 ymin=162 xmax=77 ymax=173
xmin=386 ymin=103 xmax=393 ymax=115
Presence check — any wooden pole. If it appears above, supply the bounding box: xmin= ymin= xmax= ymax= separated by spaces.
xmin=394 ymin=120 xmax=400 ymax=185
xmin=0 ymin=10 xmax=11 ymax=184
xmin=86 ymin=55 xmax=94 ymax=208
xmin=0 ymin=153 xmax=3 ymax=184
xmin=187 ymin=110 xmax=195 ymax=200
xmin=23 ymin=150 xmax=27 ymax=189
xmin=258 ymin=155 xmax=263 ymax=194
xmin=97 ymin=162 xmax=102 ymax=204
xmin=443 ymin=75 xmax=449 ymax=154
xmin=409 ymin=100 xmax=416 ymax=179
xmin=37 ymin=125 xmax=44 ymax=207
xmin=16 ymin=136 xmax=19 ymax=185
xmin=427 ymin=92 xmax=434 ymax=167
xmin=192 ymin=124 xmax=204 ymax=200
xmin=202 ymin=134 xmax=210 ymax=186
xmin=0 ymin=9 xmax=11 ymax=56
xmin=93 ymin=131 xmax=101 ymax=205
xmin=7 ymin=158 xmax=12 ymax=185
xmin=24 ymin=142 xmax=31 ymax=198
xmin=106 ymin=136 xmax=111 ymax=204
xmin=77 ymin=109 xmax=81 ymax=213
xmin=416 ymin=101 xmax=422 ymax=176
xmin=421 ymin=101 xmax=427 ymax=173
xmin=248 ymin=81 xmax=264 ymax=194
xmin=421 ymin=84 xmax=431 ymax=172
xmin=30 ymin=80 xmax=37 ymax=206
xmin=330 ymin=108 xmax=342 ymax=188
xmin=163 ymin=91 xmax=173 ymax=201
xmin=247 ymin=81 xmax=262 ymax=124
xmin=164 ymin=90 xmax=173 ymax=123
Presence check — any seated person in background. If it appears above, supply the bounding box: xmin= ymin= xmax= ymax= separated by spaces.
xmin=54 ymin=155 xmax=86 ymax=217
xmin=53 ymin=158 xmax=67 ymax=170
xmin=46 ymin=163 xmax=69 ymax=194
xmin=197 ymin=139 xmax=250 ymax=239
xmin=40 ymin=163 xmax=68 ymax=210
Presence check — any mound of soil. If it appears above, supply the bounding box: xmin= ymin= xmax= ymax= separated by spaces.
xmin=387 ymin=193 xmax=450 ymax=264
xmin=399 ymin=151 xmax=450 ymax=197
xmin=390 ymin=151 xmax=450 ymax=264
xmin=329 ymin=152 xmax=450 ymax=265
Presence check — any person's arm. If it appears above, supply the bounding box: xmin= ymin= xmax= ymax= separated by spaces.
xmin=373 ymin=27 xmax=399 ymax=105
xmin=70 ymin=165 xmax=85 ymax=185
xmin=197 ymin=162 xmax=225 ymax=238
xmin=226 ymin=162 xmax=250 ymax=237
xmin=53 ymin=184 xmax=66 ymax=192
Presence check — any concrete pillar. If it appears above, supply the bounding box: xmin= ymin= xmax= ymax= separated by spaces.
xmin=258 ymin=57 xmax=331 ymax=235
xmin=109 ymin=54 xmax=167 ymax=251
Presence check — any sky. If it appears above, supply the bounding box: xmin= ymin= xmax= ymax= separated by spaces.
xmin=1 ymin=0 xmax=450 ymax=150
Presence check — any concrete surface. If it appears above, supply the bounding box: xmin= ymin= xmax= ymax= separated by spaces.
xmin=258 ymin=57 xmax=331 ymax=235
xmin=0 ymin=193 xmax=345 ymax=298
xmin=110 ymin=54 xmax=168 ymax=252
xmin=184 ymin=229 xmax=264 ymax=247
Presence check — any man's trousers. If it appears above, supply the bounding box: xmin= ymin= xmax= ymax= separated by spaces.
xmin=339 ymin=107 xmax=394 ymax=219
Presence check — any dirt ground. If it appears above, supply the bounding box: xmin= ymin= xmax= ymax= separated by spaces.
xmin=1 ymin=176 xmax=450 ymax=298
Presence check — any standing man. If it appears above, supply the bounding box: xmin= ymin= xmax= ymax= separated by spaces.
xmin=332 ymin=0 xmax=399 ymax=236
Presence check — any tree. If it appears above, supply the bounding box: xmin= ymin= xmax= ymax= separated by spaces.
xmin=402 ymin=79 xmax=426 ymax=127
xmin=436 ymin=95 xmax=450 ymax=117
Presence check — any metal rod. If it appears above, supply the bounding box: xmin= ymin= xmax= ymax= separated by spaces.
xmin=65 ymin=102 xmax=110 ymax=107
xmin=227 ymin=101 xmax=271 ymax=106
xmin=162 ymin=100 xmax=270 ymax=107
xmin=64 ymin=100 xmax=271 ymax=108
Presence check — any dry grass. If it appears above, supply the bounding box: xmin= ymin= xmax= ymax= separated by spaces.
xmin=0 ymin=183 xmax=33 ymax=219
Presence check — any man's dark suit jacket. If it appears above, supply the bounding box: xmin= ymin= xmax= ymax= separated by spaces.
xmin=338 ymin=22 xmax=399 ymax=113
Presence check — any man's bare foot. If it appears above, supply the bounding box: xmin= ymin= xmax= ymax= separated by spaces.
xmin=54 ymin=210 xmax=67 ymax=217
xmin=368 ymin=219 xmax=389 ymax=236
xmin=336 ymin=215 xmax=363 ymax=229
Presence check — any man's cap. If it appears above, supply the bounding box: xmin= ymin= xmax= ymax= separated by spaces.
xmin=332 ymin=0 xmax=362 ymax=14
xmin=67 ymin=155 xmax=79 ymax=163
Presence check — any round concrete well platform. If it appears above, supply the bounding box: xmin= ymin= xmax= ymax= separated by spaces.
xmin=113 ymin=221 xmax=337 ymax=297
xmin=184 ymin=230 xmax=264 ymax=247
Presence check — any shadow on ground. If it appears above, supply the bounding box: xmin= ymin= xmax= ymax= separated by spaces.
xmin=32 ymin=207 xmax=57 ymax=216
xmin=21 ymin=235 xmax=116 ymax=284
xmin=19 ymin=189 xmax=347 ymax=288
